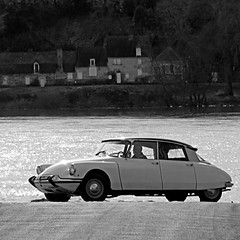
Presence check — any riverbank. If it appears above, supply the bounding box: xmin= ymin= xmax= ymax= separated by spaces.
xmin=0 ymin=84 xmax=240 ymax=117
xmin=0 ymin=201 xmax=239 ymax=240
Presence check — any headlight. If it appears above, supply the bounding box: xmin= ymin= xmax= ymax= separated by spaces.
xmin=36 ymin=166 xmax=42 ymax=175
xmin=69 ymin=164 xmax=76 ymax=175
xmin=50 ymin=175 xmax=60 ymax=181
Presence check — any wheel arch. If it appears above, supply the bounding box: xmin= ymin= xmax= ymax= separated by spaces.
xmin=76 ymin=169 xmax=111 ymax=195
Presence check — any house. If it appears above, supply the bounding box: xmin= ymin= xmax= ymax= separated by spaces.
xmin=106 ymin=36 xmax=152 ymax=83
xmin=153 ymin=47 xmax=185 ymax=82
xmin=0 ymin=49 xmax=76 ymax=86
xmin=74 ymin=47 xmax=108 ymax=83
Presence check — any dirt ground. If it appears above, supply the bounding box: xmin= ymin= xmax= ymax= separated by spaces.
xmin=0 ymin=201 xmax=239 ymax=240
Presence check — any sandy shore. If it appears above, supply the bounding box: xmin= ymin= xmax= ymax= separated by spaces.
xmin=0 ymin=201 xmax=239 ymax=240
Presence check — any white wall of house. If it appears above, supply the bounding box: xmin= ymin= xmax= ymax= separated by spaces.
xmin=108 ymin=57 xmax=152 ymax=82
xmin=0 ymin=73 xmax=56 ymax=86
xmin=74 ymin=66 xmax=108 ymax=80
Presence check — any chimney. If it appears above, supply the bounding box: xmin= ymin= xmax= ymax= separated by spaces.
xmin=57 ymin=49 xmax=63 ymax=72
xmin=136 ymin=47 xmax=141 ymax=57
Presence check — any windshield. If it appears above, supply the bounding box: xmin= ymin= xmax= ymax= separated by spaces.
xmin=95 ymin=140 xmax=130 ymax=158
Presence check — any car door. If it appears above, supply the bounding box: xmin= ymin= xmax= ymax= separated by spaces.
xmin=116 ymin=141 xmax=163 ymax=190
xmin=158 ymin=142 xmax=196 ymax=190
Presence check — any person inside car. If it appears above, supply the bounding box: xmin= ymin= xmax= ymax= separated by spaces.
xmin=132 ymin=144 xmax=147 ymax=159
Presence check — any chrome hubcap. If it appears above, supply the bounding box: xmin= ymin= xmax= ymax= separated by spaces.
xmin=90 ymin=183 xmax=100 ymax=193
xmin=87 ymin=179 xmax=103 ymax=198
xmin=205 ymin=189 xmax=218 ymax=198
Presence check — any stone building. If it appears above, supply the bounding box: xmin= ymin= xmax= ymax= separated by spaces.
xmin=0 ymin=49 xmax=75 ymax=86
xmin=153 ymin=47 xmax=185 ymax=82
xmin=106 ymin=36 xmax=152 ymax=83
xmin=74 ymin=47 xmax=108 ymax=84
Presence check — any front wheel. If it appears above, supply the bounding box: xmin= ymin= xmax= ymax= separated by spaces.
xmin=199 ymin=188 xmax=222 ymax=202
xmin=81 ymin=174 xmax=108 ymax=202
xmin=45 ymin=193 xmax=71 ymax=202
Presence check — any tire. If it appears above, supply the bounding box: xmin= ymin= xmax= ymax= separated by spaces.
xmin=199 ymin=188 xmax=222 ymax=202
xmin=45 ymin=193 xmax=71 ymax=202
xmin=165 ymin=191 xmax=188 ymax=202
xmin=81 ymin=174 xmax=108 ymax=202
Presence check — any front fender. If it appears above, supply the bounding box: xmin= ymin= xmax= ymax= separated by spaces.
xmin=74 ymin=161 xmax=122 ymax=190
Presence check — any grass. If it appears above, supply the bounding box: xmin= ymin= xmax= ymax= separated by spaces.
xmin=0 ymin=83 xmax=240 ymax=115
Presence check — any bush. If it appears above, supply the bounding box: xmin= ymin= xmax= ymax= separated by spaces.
xmin=96 ymin=86 xmax=132 ymax=108
xmin=16 ymin=93 xmax=37 ymax=101
xmin=65 ymin=90 xmax=80 ymax=105
xmin=34 ymin=93 xmax=67 ymax=109
xmin=0 ymin=91 xmax=14 ymax=102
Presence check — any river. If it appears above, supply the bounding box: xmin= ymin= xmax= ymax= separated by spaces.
xmin=0 ymin=114 xmax=239 ymax=203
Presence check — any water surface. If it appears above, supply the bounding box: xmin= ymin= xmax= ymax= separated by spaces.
xmin=0 ymin=115 xmax=239 ymax=202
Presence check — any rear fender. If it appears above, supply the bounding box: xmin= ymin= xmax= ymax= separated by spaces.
xmin=194 ymin=163 xmax=232 ymax=190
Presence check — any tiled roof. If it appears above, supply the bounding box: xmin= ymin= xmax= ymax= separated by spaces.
xmin=0 ymin=51 xmax=57 ymax=64
xmin=63 ymin=51 xmax=76 ymax=64
xmin=76 ymin=47 xmax=107 ymax=67
xmin=0 ymin=50 xmax=76 ymax=64
xmin=155 ymin=47 xmax=182 ymax=62
xmin=106 ymin=36 xmax=137 ymax=58
xmin=0 ymin=50 xmax=76 ymax=74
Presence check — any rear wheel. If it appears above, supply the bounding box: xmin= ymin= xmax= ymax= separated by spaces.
xmin=199 ymin=188 xmax=222 ymax=202
xmin=165 ymin=191 xmax=188 ymax=202
xmin=81 ymin=174 xmax=108 ymax=202
xmin=45 ymin=193 xmax=71 ymax=202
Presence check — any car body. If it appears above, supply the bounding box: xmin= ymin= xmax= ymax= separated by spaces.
xmin=29 ymin=138 xmax=233 ymax=202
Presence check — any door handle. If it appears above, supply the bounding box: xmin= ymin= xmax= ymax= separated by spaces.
xmin=152 ymin=162 xmax=159 ymax=165
xmin=186 ymin=163 xmax=193 ymax=167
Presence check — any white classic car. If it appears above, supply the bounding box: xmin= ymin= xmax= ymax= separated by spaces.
xmin=29 ymin=138 xmax=233 ymax=202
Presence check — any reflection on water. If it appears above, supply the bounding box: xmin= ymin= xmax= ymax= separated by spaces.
xmin=0 ymin=115 xmax=239 ymax=202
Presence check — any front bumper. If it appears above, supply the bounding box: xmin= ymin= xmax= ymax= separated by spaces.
xmin=29 ymin=175 xmax=82 ymax=195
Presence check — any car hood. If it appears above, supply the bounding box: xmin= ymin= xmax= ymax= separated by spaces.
xmin=61 ymin=156 xmax=116 ymax=164
xmin=39 ymin=156 xmax=116 ymax=176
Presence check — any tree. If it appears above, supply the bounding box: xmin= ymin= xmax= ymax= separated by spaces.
xmin=122 ymin=0 xmax=137 ymax=17
xmin=133 ymin=5 xmax=146 ymax=34
xmin=153 ymin=0 xmax=217 ymax=107
xmin=71 ymin=0 xmax=91 ymax=12
xmin=187 ymin=0 xmax=215 ymax=34
xmin=138 ymin=0 xmax=157 ymax=10
xmin=214 ymin=0 xmax=240 ymax=96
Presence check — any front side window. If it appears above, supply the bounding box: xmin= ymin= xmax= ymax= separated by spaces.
xmin=158 ymin=142 xmax=188 ymax=161
xmin=95 ymin=140 xmax=130 ymax=158
xmin=130 ymin=141 xmax=157 ymax=159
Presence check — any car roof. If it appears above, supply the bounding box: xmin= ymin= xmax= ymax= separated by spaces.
xmin=102 ymin=138 xmax=197 ymax=151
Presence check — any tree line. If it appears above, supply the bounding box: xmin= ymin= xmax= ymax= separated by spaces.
xmin=0 ymin=0 xmax=240 ymax=99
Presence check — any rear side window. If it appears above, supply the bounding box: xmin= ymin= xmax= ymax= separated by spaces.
xmin=158 ymin=142 xmax=188 ymax=161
